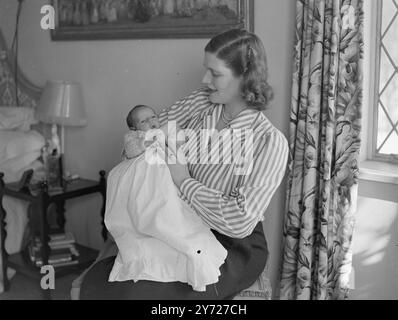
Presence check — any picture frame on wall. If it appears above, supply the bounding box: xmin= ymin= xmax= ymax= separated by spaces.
xmin=50 ymin=0 xmax=254 ymax=40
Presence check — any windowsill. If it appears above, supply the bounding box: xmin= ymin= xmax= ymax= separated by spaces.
xmin=359 ymin=160 xmax=398 ymax=185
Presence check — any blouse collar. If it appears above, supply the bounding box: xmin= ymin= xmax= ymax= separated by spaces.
xmin=206 ymin=104 xmax=264 ymax=131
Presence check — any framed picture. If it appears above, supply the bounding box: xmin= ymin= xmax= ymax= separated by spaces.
xmin=51 ymin=0 xmax=254 ymax=40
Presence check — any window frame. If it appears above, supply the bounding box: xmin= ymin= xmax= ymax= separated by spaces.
xmin=370 ymin=0 xmax=398 ymax=164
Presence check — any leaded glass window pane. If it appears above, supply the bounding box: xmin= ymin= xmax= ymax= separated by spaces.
xmin=376 ymin=0 xmax=398 ymax=158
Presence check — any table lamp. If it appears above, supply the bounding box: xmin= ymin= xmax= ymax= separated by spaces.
xmin=36 ymin=81 xmax=87 ymax=186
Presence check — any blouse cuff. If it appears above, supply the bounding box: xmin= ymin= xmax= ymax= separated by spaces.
xmin=180 ymin=178 xmax=202 ymax=203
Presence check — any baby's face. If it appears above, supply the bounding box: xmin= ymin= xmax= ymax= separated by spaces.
xmin=133 ymin=107 xmax=160 ymax=132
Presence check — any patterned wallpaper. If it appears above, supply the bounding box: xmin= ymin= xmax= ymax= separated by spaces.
xmin=0 ymin=29 xmax=41 ymax=107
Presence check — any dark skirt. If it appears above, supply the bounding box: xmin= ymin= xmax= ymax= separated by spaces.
xmin=80 ymin=222 xmax=268 ymax=300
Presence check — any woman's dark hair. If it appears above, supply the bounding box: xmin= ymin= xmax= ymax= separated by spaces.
xmin=205 ymin=28 xmax=273 ymax=110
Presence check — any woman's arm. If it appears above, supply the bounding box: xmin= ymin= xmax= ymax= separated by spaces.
xmin=179 ymin=130 xmax=289 ymax=239
xmin=158 ymin=88 xmax=211 ymax=128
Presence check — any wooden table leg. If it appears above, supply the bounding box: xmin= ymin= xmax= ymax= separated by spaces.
xmin=55 ymin=200 xmax=66 ymax=233
xmin=38 ymin=181 xmax=52 ymax=300
xmin=0 ymin=172 xmax=10 ymax=292
xmin=41 ymin=287 xmax=52 ymax=300
xmin=99 ymin=170 xmax=107 ymax=241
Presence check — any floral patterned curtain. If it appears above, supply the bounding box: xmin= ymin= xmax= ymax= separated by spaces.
xmin=279 ymin=0 xmax=363 ymax=300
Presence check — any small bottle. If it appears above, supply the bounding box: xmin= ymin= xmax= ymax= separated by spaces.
xmin=46 ymin=149 xmax=63 ymax=190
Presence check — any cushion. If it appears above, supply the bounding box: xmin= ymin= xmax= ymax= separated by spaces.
xmin=0 ymin=106 xmax=38 ymax=131
xmin=233 ymin=269 xmax=272 ymax=300
xmin=0 ymin=130 xmax=45 ymax=182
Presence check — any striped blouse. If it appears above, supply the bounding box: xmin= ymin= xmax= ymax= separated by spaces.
xmin=158 ymin=88 xmax=289 ymax=239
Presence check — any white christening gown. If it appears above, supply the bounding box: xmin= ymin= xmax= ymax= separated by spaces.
xmin=105 ymin=142 xmax=227 ymax=291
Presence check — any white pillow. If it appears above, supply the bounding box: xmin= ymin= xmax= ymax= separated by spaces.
xmin=1 ymin=159 xmax=44 ymax=184
xmin=0 ymin=130 xmax=45 ymax=165
xmin=0 ymin=106 xmax=38 ymax=131
xmin=0 ymin=150 xmax=42 ymax=179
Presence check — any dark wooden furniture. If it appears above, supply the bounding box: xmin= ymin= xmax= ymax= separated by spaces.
xmin=0 ymin=171 xmax=107 ymax=299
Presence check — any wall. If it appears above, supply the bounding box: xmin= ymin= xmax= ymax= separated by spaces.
xmin=0 ymin=0 xmax=296 ymax=298
xmin=350 ymin=193 xmax=398 ymax=300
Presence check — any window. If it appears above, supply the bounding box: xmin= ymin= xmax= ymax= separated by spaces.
xmin=372 ymin=0 xmax=398 ymax=162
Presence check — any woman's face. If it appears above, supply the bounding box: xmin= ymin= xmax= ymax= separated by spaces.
xmin=202 ymin=52 xmax=243 ymax=106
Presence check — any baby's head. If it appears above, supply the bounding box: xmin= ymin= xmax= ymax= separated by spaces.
xmin=126 ymin=104 xmax=160 ymax=132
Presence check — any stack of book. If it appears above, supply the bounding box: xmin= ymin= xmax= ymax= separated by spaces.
xmin=28 ymin=232 xmax=80 ymax=268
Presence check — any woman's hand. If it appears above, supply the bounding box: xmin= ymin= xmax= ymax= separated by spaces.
xmin=165 ymin=148 xmax=191 ymax=188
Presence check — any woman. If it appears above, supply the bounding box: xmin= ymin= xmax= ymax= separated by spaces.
xmin=79 ymin=28 xmax=289 ymax=300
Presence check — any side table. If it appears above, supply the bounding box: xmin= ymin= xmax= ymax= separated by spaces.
xmin=0 ymin=170 xmax=107 ymax=299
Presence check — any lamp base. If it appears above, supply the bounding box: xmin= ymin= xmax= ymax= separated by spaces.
xmin=50 ymin=123 xmax=62 ymax=156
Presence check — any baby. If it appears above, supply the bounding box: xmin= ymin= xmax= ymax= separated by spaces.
xmin=126 ymin=104 xmax=160 ymax=131
xmin=123 ymin=104 xmax=185 ymax=161
xmin=122 ymin=105 xmax=160 ymax=160
xmin=104 ymin=105 xmax=227 ymax=292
